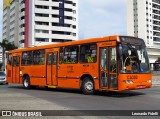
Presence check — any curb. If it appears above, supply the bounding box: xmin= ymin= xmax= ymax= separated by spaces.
xmin=152 ymin=82 xmax=160 ymax=87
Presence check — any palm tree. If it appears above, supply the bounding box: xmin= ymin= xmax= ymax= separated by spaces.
xmin=0 ymin=39 xmax=18 ymax=71
xmin=0 ymin=39 xmax=17 ymax=59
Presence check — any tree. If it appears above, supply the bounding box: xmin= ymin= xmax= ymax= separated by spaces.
xmin=0 ymin=39 xmax=18 ymax=71
xmin=0 ymin=39 xmax=18 ymax=56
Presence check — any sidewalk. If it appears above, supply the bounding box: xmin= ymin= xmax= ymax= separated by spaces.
xmin=152 ymin=75 xmax=160 ymax=86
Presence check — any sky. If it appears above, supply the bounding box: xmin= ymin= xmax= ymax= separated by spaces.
xmin=0 ymin=0 xmax=127 ymax=41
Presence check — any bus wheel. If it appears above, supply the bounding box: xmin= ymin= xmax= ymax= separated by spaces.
xmin=81 ymin=77 xmax=94 ymax=95
xmin=23 ymin=76 xmax=31 ymax=89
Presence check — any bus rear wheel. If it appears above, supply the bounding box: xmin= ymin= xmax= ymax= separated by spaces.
xmin=23 ymin=76 xmax=31 ymax=89
xmin=81 ymin=77 xmax=94 ymax=95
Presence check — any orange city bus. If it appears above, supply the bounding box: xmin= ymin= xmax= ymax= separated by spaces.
xmin=6 ymin=35 xmax=152 ymax=94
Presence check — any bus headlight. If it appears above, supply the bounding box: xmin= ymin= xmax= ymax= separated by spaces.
xmin=147 ymin=80 xmax=152 ymax=83
xmin=124 ymin=80 xmax=133 ymax=84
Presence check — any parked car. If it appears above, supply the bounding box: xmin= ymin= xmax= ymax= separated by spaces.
xmin=0 ymin=71 xmax=8 ymax=85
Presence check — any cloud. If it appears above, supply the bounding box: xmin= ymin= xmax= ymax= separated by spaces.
xmin=79 ymin=0 xmax=127 ymax=39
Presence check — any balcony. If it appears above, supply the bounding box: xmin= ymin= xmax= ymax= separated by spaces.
xmin=153 ymin=37 xmax=160 ymax=44
xmin=153 ymin=4 xmax=160 ymax=10
xmin=153 ymin=32 xmax=160 ymax=36
xmin=153 ymin=21 xmax=160 ymax=26
xmin=153 ymin=15 xmax=160 ymax=20
xmin=153 ymin=10 xmax=160 ymax=15
xmin=153 ymin=0 xmax=160 ymax=4
xmin=153 ymin=26 xmax=160 ymax=31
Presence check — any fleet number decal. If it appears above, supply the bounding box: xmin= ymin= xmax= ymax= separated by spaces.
xmin=127 ymin=75 xmax=138 ymax=79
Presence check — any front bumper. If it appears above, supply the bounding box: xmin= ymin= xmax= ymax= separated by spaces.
xmin=0 ymin=80 xmax=7 ymax=84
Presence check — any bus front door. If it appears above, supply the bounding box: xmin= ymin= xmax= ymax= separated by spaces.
xmin=12 ymin=56 xmax=20 ymax=83
xmin=100 ymin=47 xmax=118 ymax=90
xmin=46 ymin=52 xmax=58 ymax=86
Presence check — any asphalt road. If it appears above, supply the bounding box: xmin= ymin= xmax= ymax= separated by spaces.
xmin=0 ymin=84 xmax=160 ymax=119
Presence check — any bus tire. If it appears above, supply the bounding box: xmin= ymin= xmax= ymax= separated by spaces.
xmin=23 ymin=76 xmax=31 ymax=89
xmin=81 ymin=77 xmax=94 ymax=95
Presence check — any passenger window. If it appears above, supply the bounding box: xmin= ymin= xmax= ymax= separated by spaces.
xmin=59 ymin=47 xmax=63 ymax=64
xmin=33 ymin=49 xmax=45 ymax=65
xmin=47 ymin=53 xmax=52 ymax=65
xmin=7 ymin=54 xmax=12 ymax=65
xmin=13 ymin=56 xmax=20 ymax=66
xmin=47 ymin=53 xmax=57 ymax=65
xmin=64 ymin=46 xmax=78 ymax=64
xmin=52 ymin=53 xmax=57 ymax=65
xmin=80 ymin=44 xmax=97 ymax=63
xmin=110 ymin=47 xmax=117 ymax=73
xmin=22 ymin=51 xmax=32 ymax=65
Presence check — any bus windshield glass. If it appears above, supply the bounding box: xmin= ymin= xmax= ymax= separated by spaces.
xmin=119 ymin=43 xmax=150 ymax=74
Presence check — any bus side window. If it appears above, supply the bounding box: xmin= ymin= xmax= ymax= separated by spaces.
xmin=7 ymin=54 xmax=12 ymax=65
xmin=13 ymin=57 xmax=20 ymax=66
xmin=63 ymin=46 xmax=78 ymax=64
xmin=110 ymin=48 xmax=117 ymax=73
xmin=59 ymin=47 xmax=64 ymax=64
xmin=33 ymin=49 xmax=45 ymax=65
xmin=80 ymin=44 xmax=97 ymax=63
xmin=22 ymin=51 xmax=32 ymax=65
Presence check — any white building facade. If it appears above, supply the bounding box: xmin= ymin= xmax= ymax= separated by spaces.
xmin=0 ymin=49 xmax=2 ymax=63
xmin=3 ymin=0 xmax=78 ymax=48
xmin=127 ymin=0 xmax=160 ymax=63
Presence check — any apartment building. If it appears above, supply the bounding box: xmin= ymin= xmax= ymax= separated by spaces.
xmin=2 ymin=0 xmax=78 ymax=48
xmin=127 ymin=0 xmax=160 ymax=63
xmin=0 ymin=49 xmax=2 ymax=63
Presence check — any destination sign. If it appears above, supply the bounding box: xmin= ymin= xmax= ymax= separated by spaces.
xmin=120 ymin=36 xmax=145 ymax=45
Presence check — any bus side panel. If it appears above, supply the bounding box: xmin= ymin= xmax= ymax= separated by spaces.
xmin=58 ymin=64 xmax=81 ymax=88
xmin=6 ymin=65 xmax=13 ymax=83
xmin=94 ymin=79 xmax=100 ymax=90
xmin=21 ymin=65 xmax=46 ymax=86
xmin=19 ymin=76 xmax=23 ymax=84
xmin=30 ymin=77 xmax=46 ymax=86
xmin=58 ymin=78 xmax=80 ymax=89
xmin=30 ymin=65 xmax=46 ymax=86
xmin=79 ymin=63 xmax=99 ymax=90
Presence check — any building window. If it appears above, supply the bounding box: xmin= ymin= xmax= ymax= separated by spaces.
xmin=35 ymin=38 xmax=49 ymax=42
xmin=35 ymin=5 xmax=49 ymax=9
xmin=73 ymin=25 xmax=76 ymax=29
xmin=35 ymin=13 xmax=49 ymax=17
xmin=35 ymin=21 xmax=49 ymax=26
xmin=73 ymin=33 xmax=76 ymax=36
xmin=35 ymin=29 xmax=49 ymax=34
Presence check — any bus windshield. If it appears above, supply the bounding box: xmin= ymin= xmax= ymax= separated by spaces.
xmin=119 ymin=43 xmax=150 ymax=73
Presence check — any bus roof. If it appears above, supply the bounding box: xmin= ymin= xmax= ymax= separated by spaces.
xmin=7 ymin=35 xmax=120 ymax=53
xmin=7 ymin=35 xmax=144 ymax=53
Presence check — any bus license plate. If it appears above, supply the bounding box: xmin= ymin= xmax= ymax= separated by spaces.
xmin=138 ymin=86 xmax=143 ymax=89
